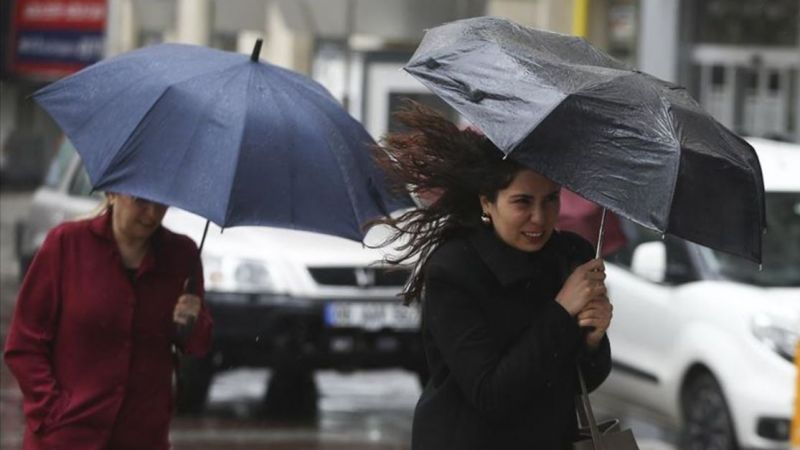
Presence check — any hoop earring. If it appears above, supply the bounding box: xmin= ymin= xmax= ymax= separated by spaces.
xmin=480 ymin=212 xmax=491 ymax=226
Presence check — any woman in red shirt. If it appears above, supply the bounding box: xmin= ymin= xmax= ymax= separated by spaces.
xmin=5 ymin=193 xmax=213 ymax=450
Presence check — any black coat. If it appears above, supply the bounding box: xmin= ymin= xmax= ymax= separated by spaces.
xmin=411 ymin=227 xmax=611 ymax=450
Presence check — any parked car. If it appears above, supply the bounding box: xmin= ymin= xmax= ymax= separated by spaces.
xmin=15 ymin=138 xmax=425 ymax=414
xmin=596 ymin=137 xmax=799 ymax=449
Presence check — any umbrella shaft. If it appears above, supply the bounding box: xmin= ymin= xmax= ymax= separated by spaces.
xmin=595 ymin=208 xmax=607 ymax=259
xmin=198 ymin=220 xmax=210 ymax=255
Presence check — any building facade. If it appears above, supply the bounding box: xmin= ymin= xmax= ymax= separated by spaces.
xmin=2 ymin=0 xmax=797 ymax=182
xmin=639 ymin=0 xmax=799 ymax=142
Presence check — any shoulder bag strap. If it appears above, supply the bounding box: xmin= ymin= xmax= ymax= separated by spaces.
xmin=576 ymin=362 xmax=605 ymax=449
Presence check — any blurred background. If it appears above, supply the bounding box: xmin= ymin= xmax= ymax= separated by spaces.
xmin=0 ymin=1 xmax=798 ymax=449
xmin=1 ymin=0 xmax=798 ymax=187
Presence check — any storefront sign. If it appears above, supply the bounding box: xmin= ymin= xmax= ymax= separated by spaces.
xmin=9 ymin=0 xmax=107 ymax=80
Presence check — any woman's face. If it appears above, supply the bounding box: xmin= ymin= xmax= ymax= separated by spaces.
xmin=109 ymin=193 xmax=168 ymax=241
xmin=480 ymin=169 xmax=561 ymax=252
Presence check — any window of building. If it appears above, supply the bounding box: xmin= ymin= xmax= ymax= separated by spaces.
xmin=692 ymin=0 xmax=798 ymax=46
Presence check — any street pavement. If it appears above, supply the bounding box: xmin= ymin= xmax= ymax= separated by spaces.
xmin=0 ymin=190 xmax=677 ymax=449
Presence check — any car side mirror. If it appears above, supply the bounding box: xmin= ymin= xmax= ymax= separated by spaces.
xmin=631 ymin=241 xmax=666 ymax=283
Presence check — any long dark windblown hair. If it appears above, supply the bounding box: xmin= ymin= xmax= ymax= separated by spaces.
xmin=371 ymin=102 xmax=525 ymax=304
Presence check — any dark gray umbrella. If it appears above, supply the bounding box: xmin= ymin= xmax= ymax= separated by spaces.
xmin=405 ymin=17 xmax=765 ymax=262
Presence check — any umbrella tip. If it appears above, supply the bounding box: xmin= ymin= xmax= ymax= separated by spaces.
xmin=250 ymin=38 xmax=263 ymax=62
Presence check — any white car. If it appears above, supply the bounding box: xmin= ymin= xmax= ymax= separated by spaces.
xmin=15 ymin=138 xmax=424 ymax=415
xmin=597 ymin=137 xmax=799 ymax=449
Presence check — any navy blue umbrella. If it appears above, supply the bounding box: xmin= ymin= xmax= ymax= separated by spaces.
xmin=34 ymin=40 xmax=411 ymax=243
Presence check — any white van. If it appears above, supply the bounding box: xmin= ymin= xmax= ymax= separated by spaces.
xmin=597 ymin=137 xmax=799 ymax=449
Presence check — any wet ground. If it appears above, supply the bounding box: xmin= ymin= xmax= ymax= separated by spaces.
xmin=0 ymin=190 xmax=678 ymax=449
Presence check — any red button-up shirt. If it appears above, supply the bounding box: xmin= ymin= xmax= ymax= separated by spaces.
xmin=5 ymin=212 xmax=213 ymax=450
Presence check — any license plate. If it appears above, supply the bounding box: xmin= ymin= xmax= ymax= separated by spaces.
xmin=324 ymin=302 xmax=420 ymax=330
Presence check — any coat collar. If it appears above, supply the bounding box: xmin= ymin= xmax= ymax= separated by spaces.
xmin=88 ymin=209 xmax=115 ymax=241
xmin=88 ymin=210 xmax=165 ymax=275
xmin=468 ymin=226 xmax=562 ymax=287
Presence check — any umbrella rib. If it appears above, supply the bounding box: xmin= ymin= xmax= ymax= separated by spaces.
xmin=506 ymin=69 xmax=636 ymax=152
xmin=580 ymin=74 xmax=684 ymax=233
xmin=222 ymin=63 xmax=264 ymax=227
xmin=70 ymin=70 xmax=170 ymax=180
xmin=97 ymin=63 xmax=248 ymax=189
xmin=167 ymin=63 xmax=250 ymax=226
xmin=59 ymin=64 xmax=168 ymax=140
xmin=68 ymin=51 xmax=243 ymax=180
xmin=505 ymin=92 xmax=569 ymax=153
xmin=268 ymin=68 xmax=365 ymax=231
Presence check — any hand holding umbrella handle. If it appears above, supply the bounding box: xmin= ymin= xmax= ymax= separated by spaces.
xmin=174 ymin=277 xmax=198 ymax=344
xmin=580 ymin=208 xmax=608 ymax=335
xmin=176 ymin=225 xmax=208 ymax=344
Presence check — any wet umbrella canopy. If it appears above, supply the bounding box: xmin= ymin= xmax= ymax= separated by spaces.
xmin=34 ymin=41 xmax=411 ymax=242
xmin=405 ymin=17 xmax=765 ymax=262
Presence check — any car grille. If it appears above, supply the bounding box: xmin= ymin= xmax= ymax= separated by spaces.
xmin=308 ymin=267 xmax=411 ymax=288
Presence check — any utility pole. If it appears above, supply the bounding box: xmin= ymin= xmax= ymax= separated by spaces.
xmin=572 ymin=0 xmax=589 ymax=37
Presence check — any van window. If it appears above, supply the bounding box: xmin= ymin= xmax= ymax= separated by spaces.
xmin=706 ymin=192 xmax=800 ymax=287
xmin=43 ymin=139 xmax=76 ymax=188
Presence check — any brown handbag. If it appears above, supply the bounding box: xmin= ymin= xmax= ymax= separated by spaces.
xmin=572 ymin=363 xmax=640 ymax=450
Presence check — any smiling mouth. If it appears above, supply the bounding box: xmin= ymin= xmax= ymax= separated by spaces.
xmin=522 ymin=231 xmax=544 ymax=239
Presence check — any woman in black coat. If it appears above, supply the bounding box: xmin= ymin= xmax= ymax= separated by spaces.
xmin=372 ymin=103 xmax=613 ymax=449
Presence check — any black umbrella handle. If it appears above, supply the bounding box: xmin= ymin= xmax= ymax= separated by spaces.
xmin=175 ymin=277 xmax=197 ymax=344
xmin=175 ymin=318 xmax=196 ymax=343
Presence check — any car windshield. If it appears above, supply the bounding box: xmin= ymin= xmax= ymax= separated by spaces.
xmin=706 ymin=192 xmax=800 ymax=287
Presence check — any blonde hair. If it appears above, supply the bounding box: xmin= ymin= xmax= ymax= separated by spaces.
xmin=78 ymin=193 xmax=112 ymax=220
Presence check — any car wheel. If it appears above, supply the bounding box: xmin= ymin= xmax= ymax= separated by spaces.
xmin=681 ymin=372 xmax=738 ymax=450
xmin=260 ymin=367 xmax=318 ymax=420
xmin=175 ymin=354 xmax=215 ymax=415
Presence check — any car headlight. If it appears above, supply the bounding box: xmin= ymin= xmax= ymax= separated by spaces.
xmin=751 ymin=313 xmax=799 ymax=363
xmin=202 ymin=255 xmax=277 ymax=293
